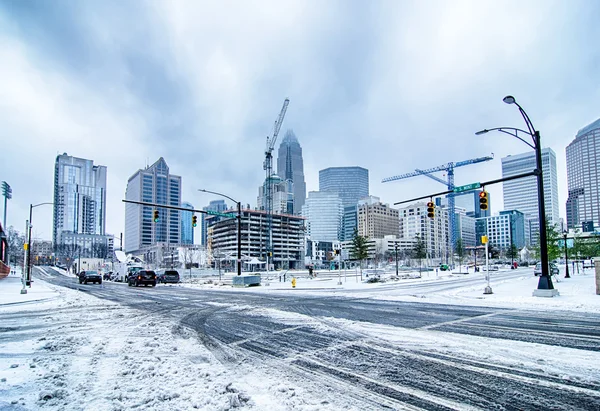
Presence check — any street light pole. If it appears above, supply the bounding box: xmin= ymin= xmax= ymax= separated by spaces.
xmin=476 ymin=96 xmax=554 ymax=292
xmin=199 ymin=189 xmax=242 ymax=276
xmin=26 ymin=202 xmax=55 ymax=286
xmin=563 ymin=232 xmax=571 ymax=278
xmin=395 ymin=242 xmax=399 ymax=276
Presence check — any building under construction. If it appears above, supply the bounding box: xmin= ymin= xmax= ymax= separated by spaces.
xmin=206 ymin=209 xmax=305 ymax=270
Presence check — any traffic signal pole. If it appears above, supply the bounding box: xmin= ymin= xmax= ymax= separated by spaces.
xmin=394 ymin=170 xmax=537 ymax=206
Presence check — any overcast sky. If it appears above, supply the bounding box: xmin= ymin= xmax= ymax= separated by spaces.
xmin=1 ymin=0 xmax=599 ymax=242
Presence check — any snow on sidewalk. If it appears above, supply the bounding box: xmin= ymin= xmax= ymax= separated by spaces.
xmin=0 ymin=268 xmax=59 ymax=306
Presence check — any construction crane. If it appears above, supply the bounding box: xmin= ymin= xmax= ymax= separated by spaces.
xmin=263 ymin=98 xmax=290 ymax=267
xmin=382 ymin=154 xmax=494 ymax=260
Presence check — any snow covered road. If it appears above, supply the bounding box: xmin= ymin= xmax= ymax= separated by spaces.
xmin=1 ymin=267 xmax=600 ymax=410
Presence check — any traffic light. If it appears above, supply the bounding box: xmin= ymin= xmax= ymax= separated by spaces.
xmin=426 ymin=202 xmax=435 ymax=218
xmin=153 ymin=209 xmax=159 ymax=222
xmin=479 ymin=191 xmax=489 ymax=210
xmin=192 ymin=215 xmax=198 ymax=227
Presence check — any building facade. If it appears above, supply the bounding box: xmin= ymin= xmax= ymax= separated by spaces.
xmin=342 ymin=205 xmax=358 ymax=241
xmin=319 ymin=166 xmax=369 ymax=209
xmin=301 ymin=191 xmax=343 ymax=242
xmin=455 ymin=209 xmax=477 ymax=247
xmin=276 ymin=130 xmax=306 ymax=215
xmin=566 ymin=118 xmax=600 ymax=231
xmin=201 ymin=199 xmax=228 ymax=246
xmin=180 ymin=202 xmax=194 ymax=245
xmin=124 ymin=158 xmax=181 ymax=253
xmin=257 ymin=174 xmax=294 ymax=215
xmin=357 ymin=196 xmax=399 ymax=239
xmin=53 ymin=153 xmax=108 ymax=248
xmin=398 ymin=202 xmax=450 ymax=262
xmin=207 ymin=209 xmax=305 ymax=270
xmin=501 ymin=148 xmax=559 ymax=244
xmin=476 ymin=210 xmax=526 ymax=250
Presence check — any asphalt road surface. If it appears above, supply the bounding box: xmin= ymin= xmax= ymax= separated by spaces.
xmin=36 ymin=268 xmax=600 ymax=410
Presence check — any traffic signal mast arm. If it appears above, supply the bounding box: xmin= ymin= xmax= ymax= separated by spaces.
xmin=393 ymin=170 xmax=536 ymax=206
xmin=122 ymin=199 xmax=239 ymax=218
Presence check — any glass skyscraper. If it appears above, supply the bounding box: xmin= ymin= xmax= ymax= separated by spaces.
xmin=301 ymin=191 xmax=343 ymax=242
xmin=201 ymin=199 xmax=228 ymax=246
xmin=125 ymin=158 xmax=181 ymax=252
xmin=276 ymin=130 xmax=306 ymax=215
xmin=180 ymin=202 xmax=194 ymax=244
xmin=501 ymin=148 xmax=559 ymax=244
xmin=566 ymin=118 xmax=600 ymax=231
xmin=53 ymin=153 xmax=107 ymax=246
xmin=319 ymin=167 xmax=369 ymax=209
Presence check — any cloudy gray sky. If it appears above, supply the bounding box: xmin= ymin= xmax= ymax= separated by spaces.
xmin=1 ymin=0 xmax=599 ymax=242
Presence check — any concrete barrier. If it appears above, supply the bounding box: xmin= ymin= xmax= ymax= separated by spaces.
xmin=595 ymin=258 xmax=600 ymax=295
xmin=232 ymin=275 xmax=261 ymax=287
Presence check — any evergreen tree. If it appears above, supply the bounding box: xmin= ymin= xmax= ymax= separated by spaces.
xmin=350 ymin=228 xmax=369 ymax=279
xmin=412 ymin=235 xmax=426 ymax=275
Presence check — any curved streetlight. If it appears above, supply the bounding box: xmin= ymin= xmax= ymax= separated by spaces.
xmin=198 ymin=189 xmax=242 ymax=276
xmin=24 ymin=202 xmax=55 ymax=289
xmin=476 ymin=96 xmax=555 ymax=293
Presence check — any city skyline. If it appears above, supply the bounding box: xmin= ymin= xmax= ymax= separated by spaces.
xmin=1 ymin=1 xmax=599 ymax=240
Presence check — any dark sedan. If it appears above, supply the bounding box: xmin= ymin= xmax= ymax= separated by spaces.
xmin=79 ymin=270 xmax=102 ymax=285
xmin=128 ymin=270 xmax=157 ymax=287
xmin=157 ymin=270 xmax=180 ymax=284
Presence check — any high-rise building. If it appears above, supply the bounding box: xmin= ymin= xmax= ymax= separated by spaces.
xmin=454 ymin=208 xmax=477 ymax=247
xmin=180 ymin=202 xmax=194 ymax=245
xmin=276 ymin=130 xmax=306 ymax=215
xmin=257 ymin=174 xmax=294 ymax=215
xmin=501 ymin=148 xmax=559 ymax=244
xmin=201 ymin=199 xmax=227 ymax=246
xmin=319 ymin=167 xmax=369 ymax=209
xmin=566 ymin=118 xmax=600 ymax=230
xmin=302 ymin=191 xmax=343 ymax=242
xmin=476 ymin=210 xmax=526 ymax=250
xmin=342 ymin=205 xmax=358 ymax=241
xmin=357 ymin=196 xmax=399 ymax=239
xmin=398 ymin=202 xmax=450 ymax=261
xmin=124 ymin=158 xmax=181 ymax=253
xmin=52 ymin=153 xmax=108 ymax=249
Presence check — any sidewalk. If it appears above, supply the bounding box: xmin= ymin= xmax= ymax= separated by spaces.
xmin=0 ymin=268 xmax=59 ymax=306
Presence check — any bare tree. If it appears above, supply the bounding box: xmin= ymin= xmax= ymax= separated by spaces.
xmin=55 ymin=244 xmax=81 ymax=272
xmin=91 ymin=242 xmax=109 ymax=259
xmin=6 ymin=226 xmax=25 ymax=267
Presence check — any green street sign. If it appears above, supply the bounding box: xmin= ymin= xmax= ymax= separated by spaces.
xmin=454 ymin=182 xmax=481 ymax=193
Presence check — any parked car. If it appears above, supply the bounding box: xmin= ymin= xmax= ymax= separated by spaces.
xmin=79 ymin=270 xmax=102 ymax=285
xmin=128 ymin=270 xmax=157 ymax=287
xmin=534 ymin=262 xmax=559 ymax=276
xmin=157 ymin=270 xmax=180 ymax=284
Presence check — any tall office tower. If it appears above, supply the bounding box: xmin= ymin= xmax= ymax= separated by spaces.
xmin=180 ymin=202 xmax=194 ymax=245
xmin=276 ymin=130 xmax=306 ymax=215
xmin=357 ymin=196 xmax=399 ymax=239
xmin=342 ymin=205 xmax=358 ymax=241
xmin=301 ymin=191 xmax=343 ymax=242
xmin=201 ymin=199 xmax=227 ymax=246
xmin=124 ymin=158 xmax=181 ymax=253
xmin=566 ymin=118 xmax=600 ymax=231
xmin=53 ymin=153 xmax=107 ymax=246
xmin=501 ymin=148 xmax=559 ymax=244
xmin=257 ymin=174 xmax=294 ymax=214
xmin=319 ymin=166 xmax=369 ymax=208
